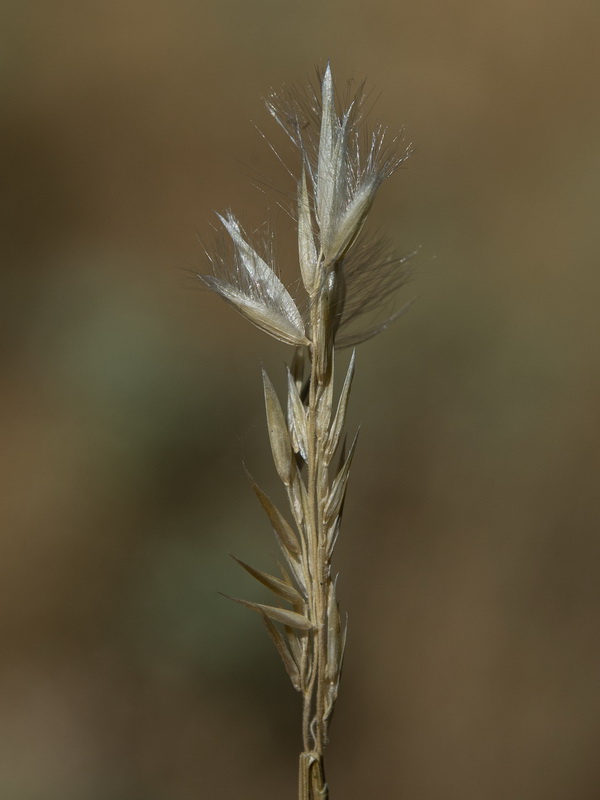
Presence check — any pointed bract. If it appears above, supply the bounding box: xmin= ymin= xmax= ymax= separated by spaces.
xmin=263 ymin=616 xmax=302 ymax=691
xmin=325 ymin=350 xmax=356 ymax=463
xmin=287 ymin=366 xmax=309 ymax=462
xmin=226 ymin=595 xmax=314 ymax=630
xmin=297 ymin=170 xmax=319 ymax=294
xmin=231 ymin=555 xmax=304 ymax=606
xmin=327 ymin=175 xmax=378 ymax=264
xmin=246 ymin=471 xmax=301 ymax=556
xmin=263 ymin=368 xmax=294 ymax=486
xmin=316 ymin=64 xmax=337 ymax=239
xmin=325 ymin=428 xmax=359 ymax=523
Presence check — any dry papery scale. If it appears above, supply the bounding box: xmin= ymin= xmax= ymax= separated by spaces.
xmin=201 ymin=64 xmax=412 ymax=800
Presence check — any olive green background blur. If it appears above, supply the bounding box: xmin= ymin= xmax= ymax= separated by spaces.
xmin=2 ymin=1 xmax=600 ymax=798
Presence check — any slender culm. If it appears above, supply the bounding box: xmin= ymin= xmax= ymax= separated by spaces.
xmin=201 ymin=63 xmax=412 ymax=800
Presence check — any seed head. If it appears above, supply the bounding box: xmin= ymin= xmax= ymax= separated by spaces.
xmin=202 ymin=64 xmax=413 ymax=347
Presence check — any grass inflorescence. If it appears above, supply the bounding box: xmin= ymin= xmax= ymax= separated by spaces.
xmin=201 ymin=63 xmax=412 ymax=800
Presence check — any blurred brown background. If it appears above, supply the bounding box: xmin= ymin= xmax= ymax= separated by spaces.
xmin=2 ymin=1 xmax=600 ymax=798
